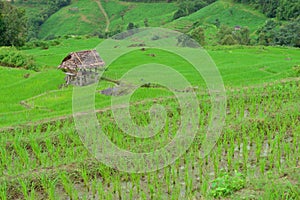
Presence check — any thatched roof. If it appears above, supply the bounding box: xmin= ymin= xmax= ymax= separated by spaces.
xmin=58 ymin=50 xmax=105 ymax=72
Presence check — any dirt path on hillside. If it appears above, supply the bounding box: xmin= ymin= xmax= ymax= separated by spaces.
xmin=94 ymin=0 xmax=110 ymax=32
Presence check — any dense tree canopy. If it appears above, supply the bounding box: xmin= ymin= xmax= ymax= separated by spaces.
xmin=0 ymin=2 xmax=27 ymax=46
xmin=233 ymin=0 xmax=300 ymax=20
xmin=14 ymin=0 xmax=71 ymax=40
xmin=215 ymin=25 xmax=251 ymax=45
xmin=190 ymin=27 xmax=205 ymax=46
xmin=257 ymin=17 xmax=300 ymax=47
xmin=120 ymin=0 xmax=174 ymax=2
xmin=173 ymin=0 xmax=216 ymax=20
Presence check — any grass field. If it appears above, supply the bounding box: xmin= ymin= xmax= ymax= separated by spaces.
xmin=38 ymin=0 xmax=106 ymax=39
xmin=102 ymin=0 xmax=177 ymax=30
xmin=1 ymin=37 xmax=299 ymax=128
xmin=1 ymin=37 xmax=299 ymax=127
xmin=38 ymin=0 xmax=177 ymax=39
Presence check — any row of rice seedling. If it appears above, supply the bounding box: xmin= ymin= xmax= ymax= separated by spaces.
xmin=0 ymin=80 xmax=298 ymax=199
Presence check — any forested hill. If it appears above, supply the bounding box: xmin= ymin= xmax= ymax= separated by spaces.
xmin=233 ymin=0 xmax=299 ymax=20
xmin=9 ymin=0 xmax=72 ymax=39
xmin=1 ymin=0 xmax=299 ymax=47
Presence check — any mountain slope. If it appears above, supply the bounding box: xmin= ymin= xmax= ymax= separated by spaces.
xmin=166 ymin=0 xmax=266 ymax=31
xmin=39 ymin=0 xmax=177 ymax=39
xmin=102 ymin=0 xmax=177 ymax=30
xmin=39 ymin=0 xmax=106 ymax=38
xmin=164 ymin=0 xmax=267 ymax=42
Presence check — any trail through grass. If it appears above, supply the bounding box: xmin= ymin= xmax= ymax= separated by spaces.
xmin=94 ymin=0 xmax=110 ymax=32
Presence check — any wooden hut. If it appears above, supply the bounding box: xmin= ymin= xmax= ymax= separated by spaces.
xmin=58 ymin=50 xmax=105 ymax=86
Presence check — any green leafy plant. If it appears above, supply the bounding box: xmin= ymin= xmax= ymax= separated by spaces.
xmin=0 ymin=47 xmax=38 ymax=70
xmin=210 ymin=171 xmax=246 ymax=198
xmin=293 ymin=65 xmax=300 ymax=76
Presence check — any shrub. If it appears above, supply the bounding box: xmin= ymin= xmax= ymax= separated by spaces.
xmin=45 ymin=34 xmax=57 ymax=41
xmin=293 ymin=65 xmax=300 ymax=76
xmin=210 ymin=171 xmax=246 ymax=198
xmin=49 ymin=39 xmax=60 ymax=46
xmin=0 ymin=47 xmax=38 ymax=71
xmin=22 ymin=39 xmax=60 ymax=50
xmin=39 ymin=41 xmax=49 ymax=50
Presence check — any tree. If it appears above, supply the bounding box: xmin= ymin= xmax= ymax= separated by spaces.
xmin=217 ymin=25 xmax=251 ymax=45
xmin=13 ymin=0 xmax=71 ymax=40
xmin=233 ymin=0 xmax=299 ymax=20
xmin=217 ymin=25 xmax=234 ymax=45
xmin=190 ymin=27 xmax=205 ymax=46
xmin=234 ymin=27 xmax=250 ymax=45
xmin=0 ymin=2 xmax=27 ymax=46
xmin=275 ymin=17 xmax=300 ymax=47
xmin=213 ymin=18 xmax=221 ymax=28
xmin=257 ymin=20 xmax=279 ymax=46
xmin=144 ymin=18 xmax=149 ymax=27
xmin=127 ymin=22 xmax=135 ymax=30
xmin=173 ymin=0 xmax=216 ymax=20
xmin=256 ymin=17 xmax=300 ymax=47
xmin=0 ymin=17 xmax=6 ymax=47
xmin=220 ymin=35 xmax=237 ymax=45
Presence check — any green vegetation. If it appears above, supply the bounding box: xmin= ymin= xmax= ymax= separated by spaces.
xmin=168 ymin=1 xmax=267 ymax=45
xmin=173 ymin=0 xmax=217 ymax=20
xmin=106 ymin=1 xmax=177 ymax=31
xmin=0 ymin=72 xmax=299 ymax=198
xmin=233 ymin=0 xmax=300 ymax=20
xmin=6 ymin=0 xmax=299 ymax=47
xmin=0 ymin=0 xmax=299 ymax=199
xmin=38 ymin=0 xmax=106 ymax=39
xmin=257 ymin=17 xmax=300 ymax=47
xmin=210 ymin=171 xmax=246 ymax=198
xmin=216 ymin=25 xmax=250 ymax=45
xmin=0 ymin=47 xmax=38 ymax=70
xmin=13 ymin=0 xmax=71 ymax=39
xmin=0 ymin=1 xmax=27 ymax=46
xmin=0 ymin=36 xmax=298 ymax=127
xmin=22 ymin=36 xmax=103 ymax=67
xmin=38 ymin=0 xmax=178 ymax=39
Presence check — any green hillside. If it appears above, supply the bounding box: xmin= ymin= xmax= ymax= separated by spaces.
xmin=164 ymin=0 xmax=267 ymax=43
xmin=39 ymin=0 xmax=178 ymax=39
xmin=101 ymin=0 xmax=177 ymax=30
xmin=39 ymin=0 xmax=106 ymax=39
xmin=1 ymin=1 xmax=300 ymax=199
xmin=166 ymin=0 xmax=266 ymax=32
xmin=38 ymin=0 xmax=267 ymax=41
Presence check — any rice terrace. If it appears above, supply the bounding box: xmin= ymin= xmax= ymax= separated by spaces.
xmin=0 ymin=0 xmax=299 ymax=199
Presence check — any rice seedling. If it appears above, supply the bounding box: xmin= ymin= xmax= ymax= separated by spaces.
xmin=40 ymin=174 xmax=58 ymax=200
xmin=0 ymin=182 xmax=7 ymax=200
xmin=0 ymin=78 xmax=298 ymax=199
xmin=59 ymin=172 xmax=78 ymax=200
